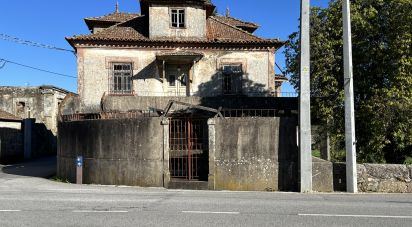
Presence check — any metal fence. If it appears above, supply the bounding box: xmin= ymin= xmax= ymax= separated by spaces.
xmin=60 ymin=110 xmax=159 ymax=122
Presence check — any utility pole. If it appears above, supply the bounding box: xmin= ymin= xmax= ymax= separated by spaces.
xmin=343 ymin=0 xmax=358 ymax=193
xmin=299 ymin=0 xmax=312 ymax=193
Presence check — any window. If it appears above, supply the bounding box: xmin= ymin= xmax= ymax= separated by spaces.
xmin=168 ymin=75 xmax=176 ymax=87
xmin=222 ymin=65 xmax=243 ymax=95
xmin=16 ymin=102 xmax=26 ymax=118
xmin=171 ymin=9 xmax=185 ymax=28
xmin=110 ymin=63 xmax=132 ymax=94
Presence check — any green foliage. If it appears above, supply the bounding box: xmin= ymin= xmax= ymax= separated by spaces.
xmin=312 ymin=149 xmax=321 ymax=158
xmin=50 ymin=176 xmax=70 ymax=183
xmin=404 ymin=156 xmax=412 ymax=165
xmin=285 ymin=0 xmax=412 ymax=164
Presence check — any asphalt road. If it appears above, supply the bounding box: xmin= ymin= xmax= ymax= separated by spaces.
xmin=1 ymin=158 xmax=412 ymax=227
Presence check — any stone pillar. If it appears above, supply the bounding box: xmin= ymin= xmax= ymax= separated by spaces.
xmin=23 ymin=119 xmax=34 ymax=160
xmin=208 ymin=118 xmax=216 ymax=190
xmin=161 ymin=119 xmax=170 ymax=188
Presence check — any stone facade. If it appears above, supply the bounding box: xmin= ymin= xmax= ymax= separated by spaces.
xmin=77 ymin=48 xmax=275 ymax=109
xmin=0 ymin=86 xmax=71 ymax=135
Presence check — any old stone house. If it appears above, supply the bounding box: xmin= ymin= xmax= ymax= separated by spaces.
xmin=66 ymin=0 xmax=287 ymax=111
xmin=59 ymin=0 xmax=332 ymax=191
xmin=0 ymin=85 xmax=72 ymax=162
xmin=0 ymin=85 xmax=71 ymax=135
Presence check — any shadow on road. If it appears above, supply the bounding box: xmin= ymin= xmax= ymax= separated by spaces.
xmin=1 ymin=156 xmax=56 ymax=178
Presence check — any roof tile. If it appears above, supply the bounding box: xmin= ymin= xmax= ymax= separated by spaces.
xmin=68 ymin=13 xmax=283 ymax=47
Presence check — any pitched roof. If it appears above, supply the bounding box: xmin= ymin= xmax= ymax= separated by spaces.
xmin=67 ymin=15 xmax=283 ymax=48
xmin=0 ymin=110 xmax=21 ymax=121
xmin=84 ymin=12 xmax=141 ymax=30
xmin=85 ymin=12 xmax=141 ymax=23
xmin=213 ymin=16 xmax=259 ymax=33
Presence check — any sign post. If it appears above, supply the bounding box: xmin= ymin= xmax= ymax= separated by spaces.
xmin=76 ymin=156 xmax=83 ymax=184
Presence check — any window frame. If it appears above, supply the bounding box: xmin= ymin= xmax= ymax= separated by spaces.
xmin=170 ymin=8 xmax=186 ymax=29
xmin=221 ymin=64 xmax=243 ymax=95
xmin=109 ymin=62 xmax=133 ymax=95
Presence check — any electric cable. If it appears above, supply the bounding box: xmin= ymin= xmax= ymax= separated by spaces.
xmin=0 ymin=33 xmax=75 ymax=54
xmin=0 ymin=58 xmax=76 ymax=79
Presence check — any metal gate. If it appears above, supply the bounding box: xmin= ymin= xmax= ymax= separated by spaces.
xmin=169 ymin=118 xmax=208 ymax=181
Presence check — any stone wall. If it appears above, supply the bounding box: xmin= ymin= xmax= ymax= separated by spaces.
xmin=357 ymin=164 xmax=412 ymax=193
xmin=57 ymin=118 xmax=164 ymax=187
xmin=333 ymin=163 xmax=412 ymax=193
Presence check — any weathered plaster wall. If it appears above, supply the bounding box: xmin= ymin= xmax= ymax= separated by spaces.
xmin=149 ymin=5 xmax=206 ymax=39
xmin=334 ymin=163 xmax=412 ymax=193
xmin=57 ymin=118 xmax=164 ymax=186
xmin=79 ymin=47 xmax=274 ymax=108
xmin=0 ymin=86 xmax=67 ymax=135
xmin=211 ymin=117 xmax=299 ymax=191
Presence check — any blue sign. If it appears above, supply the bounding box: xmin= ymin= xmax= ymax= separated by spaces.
xmin=76 ymin=156 xmax=83 ymax=167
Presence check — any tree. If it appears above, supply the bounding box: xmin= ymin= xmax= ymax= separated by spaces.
xmin=285 ymin=0 xmax=412 ymax=163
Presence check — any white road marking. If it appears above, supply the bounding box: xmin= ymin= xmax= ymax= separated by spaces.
xmin=298 ymin=213 xmax=412 ymax=219
xmin=182 ymin=211 xmax=240 ymax=215
xmin=72 ymin=210 xmax=128 ymax=213
xmin=0 ymin=210 xmax=21 ymax=212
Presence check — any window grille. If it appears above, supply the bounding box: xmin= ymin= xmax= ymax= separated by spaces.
xmin=110 ymin=63 xmax=132 ymax=94
xmin=171 ymin=9 xmax=185 ymax=28
xmin=222 ymin=65 xmax=243 ymax=95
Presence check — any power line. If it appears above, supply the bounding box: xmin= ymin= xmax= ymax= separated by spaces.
xmin=0 ymin=58 xmax=77 ymax=79
xmin=0 ymin=60 xmax=6 ymax=69
xmin=0 ymin=33 xmax=75 ymax=54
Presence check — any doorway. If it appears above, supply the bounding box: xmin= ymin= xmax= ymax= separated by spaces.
xmin=169 ymin=118 xmax=209 ymax=181
xmin=166 ymin=65 xmax=189 ymax=96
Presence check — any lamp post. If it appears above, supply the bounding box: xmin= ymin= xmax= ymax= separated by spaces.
xmin=343 ymin=0 xmax=358 ymax=193
xmin=299 ymin=0 xmax=312 ymax=193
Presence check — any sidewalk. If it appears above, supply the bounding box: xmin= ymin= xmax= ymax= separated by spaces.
xmin=0 ymin=156 xmax=56 ymax=178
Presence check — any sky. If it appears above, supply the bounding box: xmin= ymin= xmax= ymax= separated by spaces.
xmin=0 ymin=0 xmax=329 ymax=93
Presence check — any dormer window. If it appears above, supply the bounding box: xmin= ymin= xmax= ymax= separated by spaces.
xmin=171 ymin=9 xmax=185 ymax=28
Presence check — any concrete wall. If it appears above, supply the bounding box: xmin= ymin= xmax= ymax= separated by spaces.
xmin=210 ymin=117 xmax=299 ymax=191
xmin=312 ymin=157 xmax=333 ymax=192
xmin=77 ymin=47 xmax=275 ymax=109
xmin=57 ymin=118 xmax=164 ymax=187
xmin=0 ymin=119 xmax=55 ymax=164
xmin=149 ymin=5 xmax=206 ymax=39
xmin=334 ymin=163 xmax=412 ymax=193
xmin=0 ymin=121 xmax=23 ymax=163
